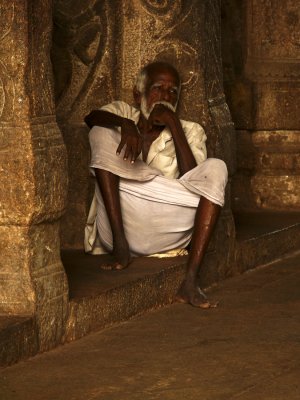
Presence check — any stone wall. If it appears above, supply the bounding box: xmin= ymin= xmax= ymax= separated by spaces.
xmin=0 ymin=1 xmax=68 ymax=351
xmin=222 ymin=0 xmax=300 ymax=211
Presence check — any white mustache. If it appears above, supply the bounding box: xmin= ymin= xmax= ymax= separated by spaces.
xmin=149 ymin=101 xmax=176 ymax=113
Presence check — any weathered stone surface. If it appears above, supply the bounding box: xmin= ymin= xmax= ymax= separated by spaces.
xmin=29 ymin=222 xmax=68 ymax=350
xmin=233 ymin=130 xmax=300 ymax=210
xmin=235 ymin=214 xmax=300 ymax=273
xmin=222 ymin=0 xmax=300 ymax=211
xmin=0 ymin=0 xmax=68 ymax=351
xmin=254 ymin=83 xmax=300 ymax=130
xmin=0 ymin=316 xmax=38 ymax=367
xmin=64 ymin=260 xmax=186 ymax=342
xmin=51 ymin=0 xmax=120 ymax=248
xmin=0 ymin=123 xmax=67 ymax=224
xmin=58 ymin=123 xmax=92 ymax=249
xmin=0 ymin=226 xmax=35 ymax=315
xmin=62 ymin=211 xmax=300 ymax=343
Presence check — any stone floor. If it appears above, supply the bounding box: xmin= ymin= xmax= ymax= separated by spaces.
xmin=59 ymin=212 xmax=300 ymax=342
xmin=1 ymin=212 xmax=300 ymax=366
xmin=62 ymin=212 xmax=300 ymax=299
xmin=0 ymin=251 xmax=299 ymax=400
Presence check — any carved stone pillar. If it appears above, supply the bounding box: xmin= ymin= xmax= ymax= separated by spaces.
xmin=0 ymin=1 xmax=68 ymax=350
xmin=119 ymin=0 xmax=236 ymax=282
xmin=51 ymin=0 xmax=121 ymax=248
xmin=222 ymin=0 xmax=300 ymax=211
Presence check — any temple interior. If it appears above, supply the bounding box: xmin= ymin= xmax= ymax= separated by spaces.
xmin=0 ymin=0 xmax=299 ymax=366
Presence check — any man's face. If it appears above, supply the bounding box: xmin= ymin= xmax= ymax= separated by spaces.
xmin=140 ymin=67 xmax=180 ymax=119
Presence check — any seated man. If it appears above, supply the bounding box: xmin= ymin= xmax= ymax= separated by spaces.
xmin=84 ymin=61 xmax=228 ymax=308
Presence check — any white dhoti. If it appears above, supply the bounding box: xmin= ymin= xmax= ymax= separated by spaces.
xmin=84 ymin=127 xmax=228 ymax=256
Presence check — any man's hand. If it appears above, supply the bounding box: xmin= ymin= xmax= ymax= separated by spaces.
xmin=148 ymin=103 xmax=197 ymax=176
xmin=117 ymin=118 xmax=142 ymax=163
xmin=147 ymin=104 xmax=177 ymax=131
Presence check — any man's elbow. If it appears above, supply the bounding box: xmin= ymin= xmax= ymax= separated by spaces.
xmin=84 ymin=111 xmax=96 ymax=129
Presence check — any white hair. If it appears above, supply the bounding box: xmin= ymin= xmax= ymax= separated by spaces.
xmin=135 ymin=62 xmax=181 ymax=95
xmin=135 ymin=67 xmax=148 ymax=94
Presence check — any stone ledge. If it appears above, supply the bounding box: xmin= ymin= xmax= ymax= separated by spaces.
xmin=64 ymin=262 xmax=186 ymax=342
xmin=62 ymin=213 xmax=300 ymax=342
xmin=235 ymin=212 xmax=300 ymax=272
xmin=0 ymin=316 xmax=38 ymax=367
xmin=2 ymin=213 xmax=300 ymax=366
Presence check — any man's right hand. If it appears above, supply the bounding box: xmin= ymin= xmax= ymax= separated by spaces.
xmin=117 ymin=118 xmax=142 ymax=163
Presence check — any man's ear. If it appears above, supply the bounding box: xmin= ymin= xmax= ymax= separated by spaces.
xmin=133 ymin=87 xmax=142 ymax=106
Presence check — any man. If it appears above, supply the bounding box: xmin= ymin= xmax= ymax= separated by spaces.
xmin=84 ymin=61 xmax=228 ymax=308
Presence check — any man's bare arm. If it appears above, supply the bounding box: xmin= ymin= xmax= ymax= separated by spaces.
xmin=84 ymin=110 xmax=124 ymax=129
xmin=84 ymin=110 xmax=142 ymax=163
xmin=147 ymin=104 xmax=197 ymax=176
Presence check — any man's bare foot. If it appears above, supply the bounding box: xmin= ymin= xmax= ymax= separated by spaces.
xmin=175 ymin=280 xmax=218 ymax=309
xmin=100 ymin=238 xmax=131 ymax=271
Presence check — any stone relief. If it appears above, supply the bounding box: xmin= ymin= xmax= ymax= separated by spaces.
xmin=138 ymin=0 xmax=198 ymax=83
xmin=139 ymin=0 xmax=182 ymax=20
xmin=0 ymin=3 xmax=16 ymax=121
xmin=154 ymin=40 xmax=199 ymax=89
xmin=51 ymin=0 xmax=109 ymax=119
xmin=28 ymin=0 xmax=55 ymax=118
xmin=119 ymin=0 xmax=202 ymax=111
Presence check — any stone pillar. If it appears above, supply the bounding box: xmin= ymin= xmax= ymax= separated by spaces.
xmin=119 ymin=0 xmax=236 ymax=283
xmin=222 ymin=0 xmax=300 ymax=211
xmin=0 ymin=1 xmax=68 ymax=351
xmin=51 ymin=0 xmax=121 ymax=248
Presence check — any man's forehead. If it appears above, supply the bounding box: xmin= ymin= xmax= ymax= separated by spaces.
xmin=147 ymin=66 xmax=180 ymax=86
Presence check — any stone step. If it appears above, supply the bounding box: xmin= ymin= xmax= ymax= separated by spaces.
xmin=1 ymin=212 xmax=300 ymax=367
xmin=62 ymin=253 xmax=187 ymax=342
xmin=0 ymin=316 xmax=37 ymax=367
xmin=62 ymin=212 xmax=300 ymax=342
xmin=235 ymin=212 xmax=300 ymax=273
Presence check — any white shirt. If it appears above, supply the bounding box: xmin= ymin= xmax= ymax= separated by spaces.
xmin=100 ymin=101 xmax=207 ymax=178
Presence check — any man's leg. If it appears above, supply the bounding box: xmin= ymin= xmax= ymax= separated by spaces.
xmin=95 ymin=168 xmax=131 ymax=270
xmin=176 ymin=196 xmax=221 ymax=308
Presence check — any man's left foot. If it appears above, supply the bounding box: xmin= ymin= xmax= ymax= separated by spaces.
xmin=175 ymin=280 xmax=218 ymax=308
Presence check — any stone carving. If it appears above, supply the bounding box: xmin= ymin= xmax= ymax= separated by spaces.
xmin=154 ymin=40 xmax=199 ymax=89
xmin=0 ymin=128 xmax=9 ymax=152
xmin=51 ymin=0 xmax=109 ymax=119
xmin=0 ymin=78 xmax=4 ymax=120
xmin=121 ymin=0 xmax=202 ymax=117
xmin=27 ymin=0 xmax=55 ymax=117
xmin=222 ymin=0 xmax=300 ymax=211
xmin=139 ymin=0 xmax=182 ymax=20
xmin=0 ymin=0 xmax=69 ymax=354
xmin=0 ymin=3 xmax=16 ymax=121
